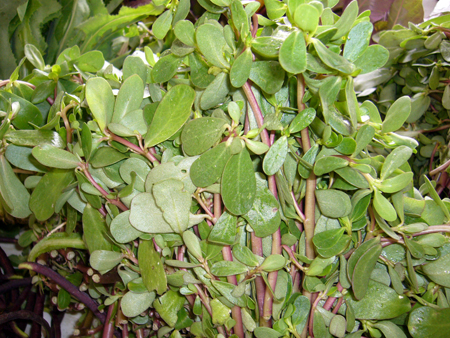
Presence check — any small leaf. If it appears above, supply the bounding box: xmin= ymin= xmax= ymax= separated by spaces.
xmin=4 ymin=130 xmax=64 ymax=148
xmin=260 ymin=254 xmax=286 ymax=272
xmin=233 ymin=245 xmax=259 ymax=267
xmin=380 ymin=146 xmax=412 ymax=180
xmin=24 ymin=44 xmax=45 ymax=70
xmin=153 ymin=290 xmax=185 ymax=327
xmin=153 ymin=10 xmax=173 ymax=40
xmin=90 ymin=147 xmax=128 ymax=168
xmin=110 ymin=210 xmax=144 ymax=243
xmin=200 ymin=72 xmax=231 ymax=110
xmin=351 ymin=242 xmax=383 ymax=300
xmin=183 ymin=230 xmax=203 ymax=261
xmin=314 ymin=156 xmax=348 ymax=176
xmin=354 ymin=45 xmax=389 ymax=74
xmin=145 ymin=85 xmax=195 ymax=148
xmin=151 ymin=54 xmax=183 ymax=83
xmin=312 ymin=39 xmax=355 ymax=75
xmin=174 ymin=20 xmax=195 ymax=46
xmin=263 ymin=136 xmax=288 ymax=176
xmin=191 ymin=143 xmax=232 ymax=188
xmin=344 ymin=22 xmax=373 ymax=62
xmin=294 ymin=4 xmax=319 ymax=33
xmin=421 ymin=252 xmax=450 ymax=288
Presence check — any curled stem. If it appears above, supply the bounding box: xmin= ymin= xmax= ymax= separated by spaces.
xmin=0 ymin=310 xmax=53 ymax=338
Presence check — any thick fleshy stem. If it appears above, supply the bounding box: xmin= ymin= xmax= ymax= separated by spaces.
xmin=0 ymin=246 xmax=18 ymax=302
xmin=242 ymin=81 xmax=282 ymax=325
xmin=30 ymin=290 xmax=45 ymax=338
xmin=214 ymin=194 xmax=244 ymax=338
xmin=0 ymin=278 xmax=31 ymax=295
xmin=102 ymin=299 xmax=117 ymax=338
xmin=297 ymin=74 xmax=316 ymax=338
xmin=19 ymin=262 xmax=106 ymax=324
xmin=82 ymin=164 xmax=129 ymax=212
xmin=0 ymin=310 xmax=52 ymax=338
xmin=108 ymin=131 xmax=160 ymax=164
xmin=59 ymin=103 xmax=77 ymax=146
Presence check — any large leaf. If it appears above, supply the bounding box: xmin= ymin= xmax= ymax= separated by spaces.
xmin=82 ymin=204 xmax=113 ymax=253
xmin=112 ymin=74 xmax=144 ymax=124
xmin=139 ymin=239 xmax=167 ymax=294
xmin=145 ymin=85 xmax=195 ymax=147
xmin=30 ymin=169 xmax=74 ymax=221
xmin=153 ymin=179 xmax=192 ymax=234
xmin=32 ymin=145 xmax=80 ymax=169
xmin=221 ymin=148 xmax=256 ymax=215
xmin=190 ymin=143 xmax=232 ymax=188
xmin=78 ymin=4 xmax=165 ymax=53
xmin=86 ymin=77 xmax=115 ymax=132
xmin=5 ymin=130 xmax=64 ymax=148
xmin=408 ymin=306 xmax=450 ymax=338
xmin=181 ymin=117 xmax=227 ymax=155
xmin=421 ymin=252 xmax=450 ymax=288
xmin=0 ymin=155 xmax=31 ymax=218
xmin=279 ymin=31 xmax=307 ymax=74
xmin=249 ymin=61 xmax=285 ymax=95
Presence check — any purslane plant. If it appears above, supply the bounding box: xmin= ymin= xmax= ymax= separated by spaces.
xmin=2 ymin=1 xmax=450 ymax=338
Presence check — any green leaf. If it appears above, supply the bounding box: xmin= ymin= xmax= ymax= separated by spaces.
xmin=139 ymin=239 xmax=167 ymax=294
xmin=153 ymin=10 xmax=173 ymax=40
xmin=151 ymin=54 xmax=183 ymax=83
xmin=122 ymin=290 xmax=155 ymax=318
xmin=28 ymin=233 xmax=85 ymax=262
xmin=329 ymin=315 xmax=347 ymax=338
xmin=110 ymin=210 xmax=144 ymax=243
xmin=279 ymin=30 xmax=307 ymax=74
xmin=230 ymin=48 xmax=252 ymax=88
xmin=294 ymin=4 xmax=319 ymax=33
xmin=373 ymin=189 xmax=397 ymax=222
xmin=249 ymin=61 xmax=285 ymax=95
xmin=183 ymin=230 xmax=203 ymax=261
xmin=153 ymin=290 xmax=185 ymax=327
xmin=82 ymin=204 xmax=113 ymax=253
xmin=200 ymin=72 xmax=231 ymax=110
xmin=196 ymin=23 xmax=230 ymax=68
xmin=374 ymin=172 xmax=413 ymax=194
xmin=380 ymin=146 xmax=412 ymax=180
xmin=381 ymin=96 xmax=411 ymax=134
xmin=354 ymin=45 xmax=389 ymax=74
xmin=31 ymin=80 xmax=56 ymax=104
xmin=344 ymin=22 xmax=373 ymax=62
xmin=332 ymin=0 xmax=358 ymax=40
xmin=145 ymin=85 xmax=195 ymax=148
xmin=353 ymin=124 xmax=375 ymax=156
xmin=90 ymin=147 xmax=128 ymax=168
xmin=386 ymin=0 xmax=424 ymax=29
xmin=243 ymin=176 xmax=280 ymax=237
xmin=90 ymin=250 xmax=123 ymax=274
xmin=130 ymin=193 xmax=175 ymax=233
xmin=233 ymin=245 xmax=259 ymax=267
xmin=211 ymin=299 xmax=231 ymax=325
xmin=188 ymin=52 xmax=215 ymax=88
xmin=211 ymin=260 xmax=249 ymax=276
xmin=24 ymin=44 xmax=45 ymax=70
xmin=351 ymin=242 xmax=383 ymax=300
xmin=81 ymin=123 xmax=92 ymax=161
xmin=5 ymin=145 xmax=47 ymax=173
xmin=230 ymin=0 xmax=249 ymax=37
xmin=75 ymin=51 xmax=105 ymax=72
xmin=222 ymin=148 xmax=256 ymax=215
xmin=289 ymin=108 xmax=316 ymax=134
xmin=30 ymin=170 xmax=74 ymax=221
xmin=315 ymin=189 xmax=352 ymax=218
xmin=264 ymin=0 xmax=286 ymax=20
xmin=260 ymin=254 xmax=286 ymax=272
xmin=312 ymin=39 xmax=355 ymax=75
xmin=153 ymin=179 xmax=191 ymax=234
xmin=209 ymin=211 xmax=237 ymax=245
xmin=314 ymin=156 xmax=348 ymax=176
xmin=254 ymin=327 xmax=283 ymax=338
xmin=86 ymin=77 xmax=115 ymax=132
xmin=113 ymin=75 xmax=144 ymax=124
xmin=0 ymin=92 xmax=43 ymax=129
xmin=191 ymin=143 xmax=232 ymax=188
xmin=32 ymin=145 xmax=80 ymax=169
xmin=422 ymin=252 xmax=450 ymax=288
xmin=174 ymin=20 xmax=195 ymax=46
xmin=408 ymin=306 xmax=450 ymax=338
xmin=263 ymin=136 xmax=288 ymax=176
xmin=346 ymin=280 xmax=411 ymax=319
